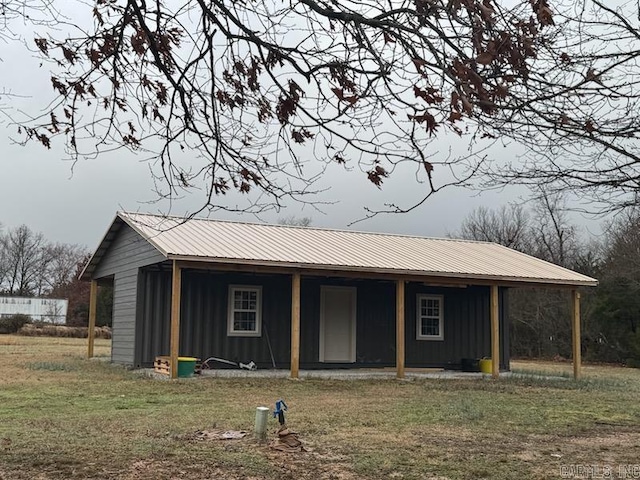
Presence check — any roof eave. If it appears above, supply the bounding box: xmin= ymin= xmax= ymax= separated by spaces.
xmin=166 ymin=254 xmax=598 ymax=288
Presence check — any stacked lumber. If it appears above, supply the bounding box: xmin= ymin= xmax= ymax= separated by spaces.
xmin=153 ymin=356 xmax=202 ymax=376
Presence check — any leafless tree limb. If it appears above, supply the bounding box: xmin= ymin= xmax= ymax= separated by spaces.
xmin=6 ymin=0 xmax=640 ymax=215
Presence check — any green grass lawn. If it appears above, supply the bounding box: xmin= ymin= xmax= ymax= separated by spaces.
xmin=1 ymin=335 xmax=639 ymax=479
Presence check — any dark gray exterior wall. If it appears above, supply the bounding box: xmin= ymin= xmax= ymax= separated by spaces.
xmin=301 ymin=279 xmax=508 ymax=368
xmin=134 ymin=269 xmax=510 ymax=370
xmin=92 ymin=224 xmax=165 ymax=364
xmin=136 ymin=269 xmax=292 ymax=368
xmin=404 ymin=283 xmax=509 ymax=369
xmin=299 ymin=277 xmax=396 ymax=366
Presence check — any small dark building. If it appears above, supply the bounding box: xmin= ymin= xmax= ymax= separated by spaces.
xmin=82 ymin=212 xmax=597 ymax=378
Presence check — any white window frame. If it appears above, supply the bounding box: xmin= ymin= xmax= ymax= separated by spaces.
xmin=416 ymin=294 xmax=444 ymax=341
xmin=227 ymin=285 xmax=262 ymax=337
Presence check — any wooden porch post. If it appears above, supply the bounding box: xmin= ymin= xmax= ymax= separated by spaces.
xmin=572 ymin=289 xmax=581 ymax=380
xmin=396 ymin=279 xmax=405 ymax=379
xmin=87 ymin=280 xmax=98 ymax=358
xmin=290 ymin=272 xmax=301 ymax=379
xmin=170 ymin=260 xmax=182 ymax=379
xmin=490 ymin=285 xmax=500 ymax=379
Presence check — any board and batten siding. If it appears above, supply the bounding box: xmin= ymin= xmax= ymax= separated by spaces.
xmin=404 ymin=284 xmax=509 ymax=369
xmin=301 ymin=280 xmax=508 ymax=368
xmin=136 ymin=269 xmax=292 ymax=368
xmin=92 ymin=224 xmax=166 ymax=364
xmin=137 ymin=272 xmax=398 ymax=368
xmin=298 ymin=277 xmax=397 ymax=366
xmin=135 ymin=270 xmax=509 ymax=369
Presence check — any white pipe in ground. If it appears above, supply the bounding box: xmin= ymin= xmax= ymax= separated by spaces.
xmin=254 ymin=406 xmax=269 ymax=442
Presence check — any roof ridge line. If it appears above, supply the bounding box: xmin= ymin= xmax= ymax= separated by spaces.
xmin=118 ymin=211 xmax=496 ymax=245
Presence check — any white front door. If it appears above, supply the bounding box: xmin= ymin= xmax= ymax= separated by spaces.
xmin=320 ymin=286 xmax=356 ymax=363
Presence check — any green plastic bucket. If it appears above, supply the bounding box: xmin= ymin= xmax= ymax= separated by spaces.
xmin=177 ymin=357 xmax=197 ymax=378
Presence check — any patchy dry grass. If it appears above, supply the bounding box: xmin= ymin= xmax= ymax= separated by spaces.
xmin=1 ymin=336 xmax=639 ymax=479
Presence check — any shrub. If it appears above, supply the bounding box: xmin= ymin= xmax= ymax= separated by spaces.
xmin=0 ymin=314 xmax=32 ymax=334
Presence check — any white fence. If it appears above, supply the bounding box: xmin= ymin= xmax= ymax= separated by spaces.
xmin=0 ymin=296 xmax=68 ymax=324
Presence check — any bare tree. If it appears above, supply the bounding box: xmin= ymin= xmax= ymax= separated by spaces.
xmin=10 ymin=0 xmax=639 ymax=217
xmin=589 ymin=209 xmax=640 ymax=362
xmin=278 ymin=215 xmax=313 ymax=227
xmin=484 ymin=1 xmax=640 ymax=215
xmin=0 ymin=1 xmax=59 ymax=42
xmin=0 ymin=222 xmax=90 ymax=297
xmin=528 ymin=192 xmax=578 ymax=267
xmin=456 ymin=204 xmax=531 ymax=251
xmin=49 ymin=254 xmax=97 ymax=326
xmin=0 ymin=222 xmax=8 ymax=290
xmin=0 ymin=1 xmax=62 ymax=121
xmin=2 ymin=225 xmax=49 ymax=296
xmin=599 ymin=209 xmax=640 ymax=308
xmin=42 ymin=243 xmax=90 ymax=292
xmin=454 ymin=195 xmax=587 ymax=358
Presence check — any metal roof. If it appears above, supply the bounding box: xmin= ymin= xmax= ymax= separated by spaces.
xmin=82 ymin=211 xmax=598 ymax=286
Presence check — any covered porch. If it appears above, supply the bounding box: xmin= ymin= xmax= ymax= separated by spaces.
xmin=87 ymin=260 xmax=583 ymax=380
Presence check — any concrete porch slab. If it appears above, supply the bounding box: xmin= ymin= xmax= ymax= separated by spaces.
xmin=137 ymin=367 xmax=512 ymax=380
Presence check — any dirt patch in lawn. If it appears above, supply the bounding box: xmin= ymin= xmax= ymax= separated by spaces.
xmin=512 ymin=428 xmax=640 ymax=479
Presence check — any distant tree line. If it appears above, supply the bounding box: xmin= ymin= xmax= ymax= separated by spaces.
xmin=454 ymin=193 xmax=640 ymax=367
xmin=0 ymin=223 xmax=112 ymax=326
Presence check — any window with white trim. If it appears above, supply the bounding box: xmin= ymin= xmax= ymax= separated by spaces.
xmin=416 ymin=295 xmax=444 ymax=340
xmin=227 ymin=286 xmax=262 ymax=337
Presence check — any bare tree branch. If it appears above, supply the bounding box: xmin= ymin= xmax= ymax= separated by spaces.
xmin=5 ymin=0 xmax=640 ymax=216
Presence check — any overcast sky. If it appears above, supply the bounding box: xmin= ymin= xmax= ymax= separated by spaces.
xmin=1 ymin=127 xmax=525 ymax=249
xmin=0 ymin=5 xmax=604 ymax=252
